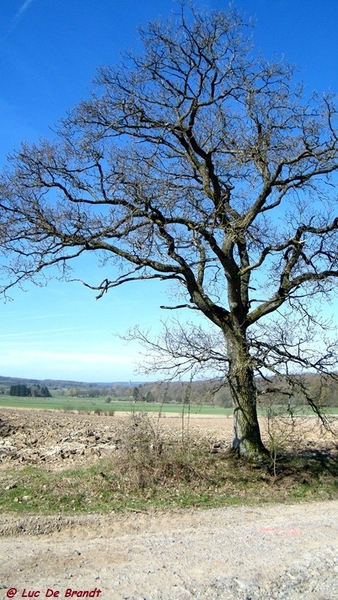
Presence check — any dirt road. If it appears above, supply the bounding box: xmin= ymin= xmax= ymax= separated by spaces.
xmin=0 ymin=408 xmax=337 ymax=598
xmin=1 ymin=500 xmax=338 ymax=600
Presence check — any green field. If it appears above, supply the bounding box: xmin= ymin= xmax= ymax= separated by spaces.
xmin=0 ymin=394 xmax=234 ymax=415
xmin=0 ymin=394 xmax=337 ymax=416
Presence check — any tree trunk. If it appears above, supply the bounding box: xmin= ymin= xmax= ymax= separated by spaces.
xmin=226 ymin=329 xmax=268 ymax=460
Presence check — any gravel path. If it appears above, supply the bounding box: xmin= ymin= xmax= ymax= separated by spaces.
xmin=1 ymin=500 xmax=338 ymax=600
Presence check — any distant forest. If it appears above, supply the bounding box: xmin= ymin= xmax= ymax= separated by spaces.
xmin=9 ymin=383 xmax=51 ymax=398
xmin=125 ymin=375 xmax=338 ymax=408
xmin=1 ymin=374 xmax=338 ymax=408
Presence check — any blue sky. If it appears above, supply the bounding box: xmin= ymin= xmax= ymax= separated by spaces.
xmin=0 ymin=0 xmax=338 ymax=382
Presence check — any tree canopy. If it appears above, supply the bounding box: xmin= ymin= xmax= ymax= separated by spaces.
xmin=1 ymin=4 xmax=338 ymax=458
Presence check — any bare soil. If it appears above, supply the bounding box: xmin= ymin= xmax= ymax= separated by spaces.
xmin=0 ymin=408 xmax=337 ymax=599
xmin=0 ymin=407 xmax=336 ymax=471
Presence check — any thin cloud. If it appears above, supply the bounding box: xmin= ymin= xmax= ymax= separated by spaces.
xmin=1 ymin=349 xmax=139 ymax=373
xmin=16 ymin=0 xmax=36 ymax=19
xmin=4 ymin=312 xmax=71 ymax=321
xmin=1 ymin=0 xmax=37 ymax=40
xmin=0 ymin=327 xmax=76 ymax=340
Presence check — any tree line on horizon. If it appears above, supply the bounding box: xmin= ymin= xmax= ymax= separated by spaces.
xmin=9 ymin=384 xmax=51 ymax=398
xmin=3 ymin=373 xmax=338 ymax=408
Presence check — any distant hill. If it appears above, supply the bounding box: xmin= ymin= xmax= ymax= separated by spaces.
xmin=0 ymin=376 xmax=137 ymax=389
xmin=0 ymin=376 xmax=140 ymax=399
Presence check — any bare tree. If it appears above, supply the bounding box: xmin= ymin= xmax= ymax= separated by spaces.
xmin=1 ymin=4 xmax=338 ymax=459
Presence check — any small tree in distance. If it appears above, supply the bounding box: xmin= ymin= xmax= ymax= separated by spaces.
xmin=1 ymin=4 xmax=338 ymax=459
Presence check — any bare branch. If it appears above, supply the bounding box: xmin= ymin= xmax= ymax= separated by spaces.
xmin=1 ymin=3 xmax=338 ymax=457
